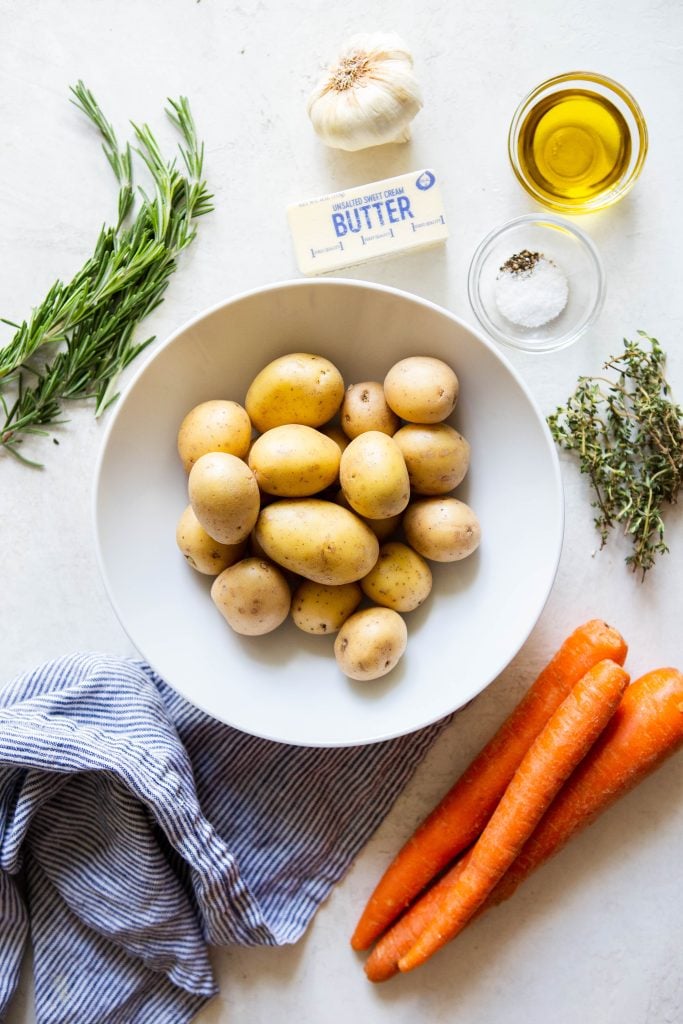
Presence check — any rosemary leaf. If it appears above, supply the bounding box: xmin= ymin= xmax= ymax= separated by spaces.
xmin=548 ymin=333 xmax=683 ymax=578
xmin=0 ymin=81 xmax=213 ymax=466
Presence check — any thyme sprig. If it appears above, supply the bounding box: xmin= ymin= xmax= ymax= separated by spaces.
xmin=0 ymin=82 xmax=212 ymax=466
xmin=548 ymin=332 xmax=683 ymax=578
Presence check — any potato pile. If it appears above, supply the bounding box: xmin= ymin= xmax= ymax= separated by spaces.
xmin=175 ymin=352 xmax=481 ymax=681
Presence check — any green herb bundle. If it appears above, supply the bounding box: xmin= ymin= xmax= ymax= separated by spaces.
xmin=0 ymin=82 xmax=212 ymax=466
xmin=548 ymin=332 xmax=683 ymax=578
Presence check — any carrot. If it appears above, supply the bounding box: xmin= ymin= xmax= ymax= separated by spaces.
xmin=398 ymin=659 xmax=629 ymax=973
xmin=365 ymin=852 xmax=471 ymax=982
xmin=351 ymin=619 xmax=628 ymax=950
xmin=485 ymin=666 xmax=683 ymax=909
xmin=366 ymin=665 xmax=683 ymax=982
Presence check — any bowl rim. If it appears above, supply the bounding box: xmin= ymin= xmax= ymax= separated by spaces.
xmin=467 ymin=212 xmax=606 ymax=354
xmin=507 ymin=69 xmax=649 ymax=214
xmin=92 ymin=277 xmax=564 ymax=745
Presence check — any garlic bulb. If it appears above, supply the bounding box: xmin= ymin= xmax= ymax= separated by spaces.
xmin=307 ymin=33 xmax=423 ymax=152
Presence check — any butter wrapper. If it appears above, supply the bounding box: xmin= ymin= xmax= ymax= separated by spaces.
xmin=287 ymin=169 xmax=448 ymax=275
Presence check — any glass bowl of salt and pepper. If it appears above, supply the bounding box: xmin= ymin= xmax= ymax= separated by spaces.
xmin=467 ymin=213 xmax=605 ymax=353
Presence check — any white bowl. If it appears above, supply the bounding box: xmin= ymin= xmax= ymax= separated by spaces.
xmin=94 ymin=279 xmax=563 ymax=747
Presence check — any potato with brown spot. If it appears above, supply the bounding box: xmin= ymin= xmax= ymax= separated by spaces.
xmin=360 ymin=542 xmax=432 ymax=612
xmin=334 ymin=607 xmax=408 ymax=681
xmin=211 ymin=558 xmax=291 ymax=635
xmin=245 ymin=353 xmax=344 ymax=433
xmin=177 ymin=400 xmax=251 ymax=473
xmin=341 ymin=381 xmax=400 ymax=439
xmin=384 ymin=356 xmax=459 ymax=424
xmin=291 ymin=580 xmax=362 ymax=635
xmin=189 ymin=452 xmax=260 ymax=545
xmin=393 ymin=423 xmax=471 ymax=495
xmin=404 ymin=497 xmax=481 ymax=562
xmin=176 ymin=505 xmax=247 ymax=575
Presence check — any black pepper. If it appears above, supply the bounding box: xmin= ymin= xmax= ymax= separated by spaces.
xmin=500 ymin=249 xmax=543 ymax=275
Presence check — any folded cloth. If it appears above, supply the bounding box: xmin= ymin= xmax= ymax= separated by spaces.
xmin=0 ymin=653 xmax=446 ymax=1023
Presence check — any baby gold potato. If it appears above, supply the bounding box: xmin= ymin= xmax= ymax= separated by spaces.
xmin=393 ymin=423 xmax=471 ymax=495
xmin=175 ymin=504 xmax=246 ymax=575
xmin=211 ymin=558 xmax=291 ymax=636
xmin=177 ymin=399 xmax=251 ymax=473
xmin=340 ymin=431 xmax=410 ymax=520
xmin=334 ymin=607 xmax=408 ymax=681
xmin=384 ymin=356 xmax=459 ymax=424
xmin=248 ymin=424 xmax=340 ymax=496
xmin=291 ymin=580 xmax=362 ymax=635
xmin=245 ymin=352 xmax=344 ymax=433
xmin=189 ymin=452 xmax=260 ymax=545
xmin=254 ymin=499 xmax=379 ymax=585
xmin=404 ymin=497 xmax=481 ymax=562
xmin=341 ymin=381 xmax=400 ymax=439
xmin=360 ymin=542 xmax=432 ymax=612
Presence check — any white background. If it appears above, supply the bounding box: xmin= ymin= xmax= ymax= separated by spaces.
xmin=1 ymin=1 xmax=682 ymax=1022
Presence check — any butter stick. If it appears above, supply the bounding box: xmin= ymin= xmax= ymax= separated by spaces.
xmin=287 ymin=169 xmax=448 ymax=275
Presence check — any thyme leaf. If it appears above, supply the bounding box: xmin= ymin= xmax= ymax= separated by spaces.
xmin=0 ymin=81 xmax=212 ymax=467
xmin=548 ymin=332 xmax=683 ymax=578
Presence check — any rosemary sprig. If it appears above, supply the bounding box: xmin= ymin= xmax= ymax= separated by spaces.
xmin=0 ymin=81 xmax=212 ymax=466
xmin=548 ymin=332 xmax=683 ymax=578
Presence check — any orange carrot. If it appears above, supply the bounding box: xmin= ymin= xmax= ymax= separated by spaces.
xmin=398 ymin=659 xmax=629 ymax=973
xmin=351 ymin=619 xmax=628 ymax=950
xmin=366 ymin=665 xmax=683 ymax=982
xmin=485 ymin=666 xmax=683 ymax=909
xmin=365 ymin=852 xmax=471 ymax=982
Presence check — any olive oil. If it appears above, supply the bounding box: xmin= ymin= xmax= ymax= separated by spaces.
xmin=517 ymin=89 xmax=632 ymax=208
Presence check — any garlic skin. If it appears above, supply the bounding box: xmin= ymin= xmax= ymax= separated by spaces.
xmin=307 ymin=33 xmax=423 ymax=152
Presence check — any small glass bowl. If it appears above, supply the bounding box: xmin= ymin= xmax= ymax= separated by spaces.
xmin=467 ymin=214 xmax=606 ymax=353
xmin=508 ymin=71 xmax=648 ymax=213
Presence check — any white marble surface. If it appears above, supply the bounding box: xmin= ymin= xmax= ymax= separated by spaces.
xmin=2 ymin=1 xmax=682 ymax=1021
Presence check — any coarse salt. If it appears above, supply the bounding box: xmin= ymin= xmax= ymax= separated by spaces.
xmin=494 ymin=251 xmax=569 ymax=329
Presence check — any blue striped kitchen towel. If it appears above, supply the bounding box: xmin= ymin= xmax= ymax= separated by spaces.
xmin=0 ymin=653 xmax=446 ymax=1023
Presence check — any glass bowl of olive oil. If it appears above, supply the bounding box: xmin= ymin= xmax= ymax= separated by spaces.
xmin=508 ymin=71 xmax=648 ymax=213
